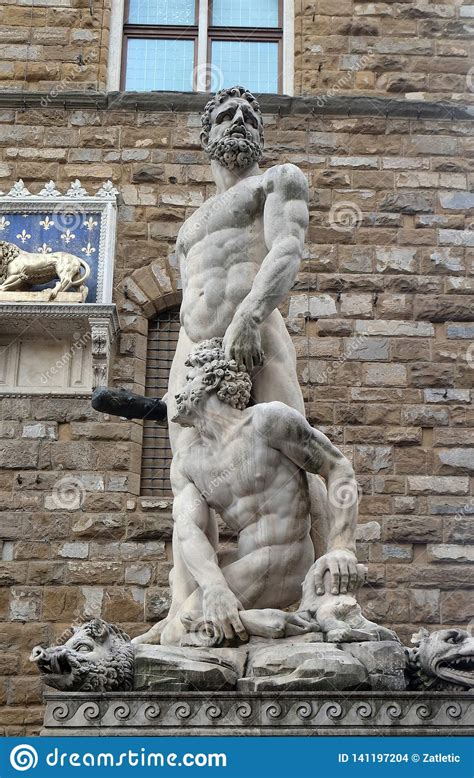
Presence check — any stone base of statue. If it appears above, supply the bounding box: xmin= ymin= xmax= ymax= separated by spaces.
xmin=41 ymin=690 xmax=473 ymax=736
xmin=35 ymin=630 xmax=474 ymax=736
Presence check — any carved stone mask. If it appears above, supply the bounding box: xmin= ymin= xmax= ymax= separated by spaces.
xmin=30 ymin=619 xmax=134 ymax=692
xmin=411 ymin=627 xmax=474 ymax=689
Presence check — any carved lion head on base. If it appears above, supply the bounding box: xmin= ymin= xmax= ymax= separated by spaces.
xmin=0 ymin=241 xmax=20 ymax=281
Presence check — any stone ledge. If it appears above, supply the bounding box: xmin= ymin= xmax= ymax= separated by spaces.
xmin=0 ymin=91 xmax=473 ymax=120
xmin=0 ymin=302 xmax=119 ymax=335
xmin=42 ymin=691 xmax=474 ymax=736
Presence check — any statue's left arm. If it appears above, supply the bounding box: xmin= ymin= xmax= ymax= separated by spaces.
xmin=256 ymin=402 xmax=366 ymax=597
xmin=223 ymin=164 xmax=309 ymax=371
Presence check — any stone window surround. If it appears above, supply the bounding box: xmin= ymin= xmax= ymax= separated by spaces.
xmin=107 ymin=0 xmax=295 ymax=96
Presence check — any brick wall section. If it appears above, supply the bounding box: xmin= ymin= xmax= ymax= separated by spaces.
xmin=1 ymin=0 xmax=473 ymax=100
xmin=0 ymin=106 xmax=472 ymax=732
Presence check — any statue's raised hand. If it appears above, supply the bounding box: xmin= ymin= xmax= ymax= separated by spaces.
xmin=223 ymin=313 xmax=264 ymax=374
xmin=307 ymin=549 xmax=367 ymax=598
xmin=202 ymin=584 xmax=248 ymax=641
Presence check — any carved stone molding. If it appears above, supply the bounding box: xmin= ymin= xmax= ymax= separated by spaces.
xmin=0 ymin=91 xmax=472 ymax=121
xmin=0 ymin=179 xmax=119 ymax=201
xmin=41 ymin=691 xmax=474 ymax=736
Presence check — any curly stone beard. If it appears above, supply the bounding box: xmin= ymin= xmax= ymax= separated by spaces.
xmin=205 ymin=130 xmax=262 ymax=171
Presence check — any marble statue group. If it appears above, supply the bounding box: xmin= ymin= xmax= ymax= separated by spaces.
xmin=33 ymin=87 xmax=474 ymax=698
xmin=134 ymin=85 xmax=380 ymax=649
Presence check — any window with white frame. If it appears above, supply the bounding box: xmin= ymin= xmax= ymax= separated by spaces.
xmin=116 ymin=0 xmax=293 ymax=94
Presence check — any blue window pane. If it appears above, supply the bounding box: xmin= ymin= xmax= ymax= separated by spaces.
xmin=125 ymin=39 xmax=195 ymax=91
xmin=128 ymin=0 xmax=196 ymax=25
xmin=212 ymin=0 xmax=279 ymax=27
xmin=211 ymin=41 xmax=279 ymax=93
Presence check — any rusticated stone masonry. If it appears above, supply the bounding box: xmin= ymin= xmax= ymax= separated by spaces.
xmin=0 ymin=0 xmax=473 ymax=101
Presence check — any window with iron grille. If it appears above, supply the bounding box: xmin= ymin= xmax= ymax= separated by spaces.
xmin=140 ymin=308 xmax=180 ymax=496
xmin=122 ymin=0 xmax=283 ymax=94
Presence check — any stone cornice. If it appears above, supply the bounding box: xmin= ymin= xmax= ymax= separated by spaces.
xmin=0 ymin=91 xmax=473 ymax=120
xmin=0 ymin=302 xmax=119 ymax=327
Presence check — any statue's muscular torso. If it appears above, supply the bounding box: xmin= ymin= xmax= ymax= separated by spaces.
xmin=179 ymin=410 xmax=314 ymax=606
xmin=177 ymin=165 xmax=287 ymax=342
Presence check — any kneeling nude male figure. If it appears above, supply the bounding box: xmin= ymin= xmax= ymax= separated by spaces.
xmin=134 ymin=86 xmax=361 ymax=644
xmin=152 ymin=340 xmax=372 ymax=647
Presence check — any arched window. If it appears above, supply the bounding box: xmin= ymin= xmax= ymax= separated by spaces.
xmin=140 ymin=307 xmax=180 ymax=496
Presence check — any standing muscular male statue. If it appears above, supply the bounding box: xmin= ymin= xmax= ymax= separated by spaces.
xmin=133 ymin=87 xmax=362 ymax=645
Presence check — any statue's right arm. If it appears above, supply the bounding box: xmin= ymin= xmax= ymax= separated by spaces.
xmin=171 ymin=459 xmax=247 ymax=639
xmin=170 ymin=459 xmax=228 ymax=593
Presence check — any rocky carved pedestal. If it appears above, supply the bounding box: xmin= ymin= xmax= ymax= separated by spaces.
xmin=33 ymin=620 xmax=474 ymax=736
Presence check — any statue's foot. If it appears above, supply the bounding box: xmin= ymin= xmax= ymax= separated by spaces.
xmin=326 ymin=627 xmax=372 ymax=643
xmin=240 ymin=608 xmax=319 ymax=640
xmin=179 ymin=613 xmax=224 ymax=647
xmin=284 ymin=610 xmax=321 ymax=637
xmin=132 ymin=617 xmax=170 ymax=645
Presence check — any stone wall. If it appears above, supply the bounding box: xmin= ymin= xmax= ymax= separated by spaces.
xmin=0 ymin=102 xmax=472 ymax=733
xmin=294 ymin=0 xmax=474 ymax=101
xmin=1 ymin=0 xmax=473 ymax=101
xmin=0 ymin=0 xmax=110 ymax=92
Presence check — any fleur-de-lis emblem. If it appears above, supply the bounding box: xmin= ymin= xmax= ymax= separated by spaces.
xmin=16 ymin=229 xmax=31 ymax=243
xmin=83 ymin=216 xmax=98 ymax=231
xmin=0 ymin=216 xmax=10 ymax=231
xmin=37 ymin=243 xmax=52 ymax=254
xmin=40 ymin=215 xmax=54 ymax=231
xmin=81 ymin=242 xmax=96 ymax=257
xmin=61 ymin=229 xmax=75 ymax=244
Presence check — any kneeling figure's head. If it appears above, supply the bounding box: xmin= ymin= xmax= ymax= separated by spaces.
xmin=173 ymin=338 xmax=252 ymax=426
